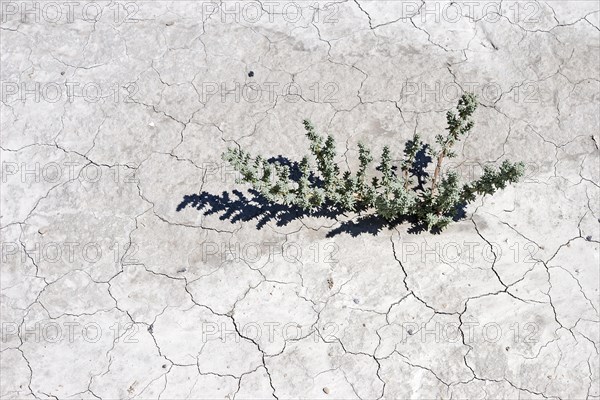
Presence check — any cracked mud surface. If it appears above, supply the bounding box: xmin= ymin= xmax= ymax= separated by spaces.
xmin=1 ymin=1 xmax=599 ymax=399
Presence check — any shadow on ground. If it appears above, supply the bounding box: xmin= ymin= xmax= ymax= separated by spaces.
xmin=176 ymin=148 xmax=464 ymax=237
xmin=177 ymin=189 xmax=404 ymax=237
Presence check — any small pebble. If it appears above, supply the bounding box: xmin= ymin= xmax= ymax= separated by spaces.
xmin=323 ymin=387 xmax=330 ymax=395
xmin=353 ymin=298 xmax=360 ymax=304
xmin=248 ymin=71 xmax=254 ymax=77
xmin=60 ymin=71 xmax=65 ymax=76
xmin=586 ymin=235 xmax=593 ymax=241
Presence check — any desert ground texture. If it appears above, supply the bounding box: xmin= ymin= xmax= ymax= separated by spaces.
xmin=1 ymin=1 xmax=599 ymax=399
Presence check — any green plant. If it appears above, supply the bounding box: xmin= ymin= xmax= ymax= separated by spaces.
xmin=222 ymin=93 xmax=525 ymax=232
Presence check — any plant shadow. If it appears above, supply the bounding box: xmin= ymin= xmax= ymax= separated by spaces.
xmin=177 ymin=146 xmax=467 ymax=237
xmin=177 ymin=189 xmax=394 ymax=237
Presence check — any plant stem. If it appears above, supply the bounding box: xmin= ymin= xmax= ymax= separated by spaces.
xmin=430 ymin=149 xmax=445 ymax=195
xmin=403 ymin=152 xmax=416 ymax=190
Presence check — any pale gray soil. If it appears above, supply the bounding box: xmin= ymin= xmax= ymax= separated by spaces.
xmin=1 ymin=1 xmax=599 ymax=399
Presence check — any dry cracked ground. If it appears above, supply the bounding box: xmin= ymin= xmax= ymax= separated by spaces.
xmin=1 ymin=1 xmax=599 ymax=399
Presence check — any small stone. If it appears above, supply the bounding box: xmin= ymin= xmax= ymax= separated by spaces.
xmin=248 ymin=71 xmax=254 ymax=77
xmin=586 ymin=235 xmax=593 ymax=241
xmin=327 ymin=278 xmax=334 ymax=289
xmin=60 ymin=71 xmax=65 ymax=76
xmin=323 ymin=387 xmax=330 ymax=394
xmin=353 ymin=298 xmax=360 ymax=304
